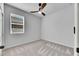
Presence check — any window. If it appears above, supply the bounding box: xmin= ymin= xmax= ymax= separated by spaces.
xmin=10 ymin=13 xmax=24 ymax=34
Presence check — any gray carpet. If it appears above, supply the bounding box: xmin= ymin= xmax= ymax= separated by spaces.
xmin=2 ymin=40 xmax=74 ymax=56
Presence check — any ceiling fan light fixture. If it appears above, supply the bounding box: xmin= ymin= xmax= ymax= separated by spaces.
xmin=38 ymin=11 xmax=41 ymax=14
xmin=30 ymin=3 xmax=47 ymax=16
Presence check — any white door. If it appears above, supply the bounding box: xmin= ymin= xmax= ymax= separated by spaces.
xmin=75 ymin=3 xmax=79 ymax=56
xmin=0 ymin=6 xmax=2 ymax=56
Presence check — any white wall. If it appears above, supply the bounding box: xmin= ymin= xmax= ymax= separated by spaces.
xmin=41 ymin=5 xmax=74 ymax=48
xmin=4 ymin=4 xmax=41 ymax=49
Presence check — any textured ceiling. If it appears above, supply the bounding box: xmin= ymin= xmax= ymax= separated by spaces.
xmin=8 ymin=3 xmax=73 ymax=18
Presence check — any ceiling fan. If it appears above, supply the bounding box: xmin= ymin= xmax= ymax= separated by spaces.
xmin=30 ymin=3 xmax=47 ymax=16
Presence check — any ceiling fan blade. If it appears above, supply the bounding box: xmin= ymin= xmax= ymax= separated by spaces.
xmin=30 ymin=11 xmax=39 ymax=13
xmin=39 ymin=3 xmax=47 ymax=11
xmin=41 ymin=12 xmax=46 ymax=16
xmin=42 ymin=3 xmax=47 ymax=9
